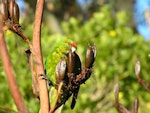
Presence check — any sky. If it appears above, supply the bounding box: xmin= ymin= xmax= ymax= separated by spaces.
xmin=134 ymin=0 xmax=150 ymax=40
xmin=16 ymin=0 xmax=24 ymax=11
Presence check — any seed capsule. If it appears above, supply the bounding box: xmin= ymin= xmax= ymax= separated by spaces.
xmin=68 ymin=51 xmax=75 ymax=73
xmin=85 ymin=45 xmax=96 ymax=68
xmin=55 ymin=58 xmax=67 ymax=84
xmin=2 ymin=0 xmax=9 ymax=20
xmin=8 ymin=0 xmax=14 ymax=20
xmin=0 ymin=1 xmax=8 ymax=21
xmin=12 ymin=2 xmax=19 ymax=24
xmin=2 ymin=0 xmax=8 ymax=7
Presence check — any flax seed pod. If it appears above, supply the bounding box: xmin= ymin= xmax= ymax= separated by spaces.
xmin=8 ymin=0 xmax=14 ymax=20
xmin=0 ymin=0 xmax=8 ymax=21
xmin=68 ymin=51 xmax=75 ymax=73
xmin=2 ymin=0 xmax=8 ymax=7
xmin=85 ymin=45 xmax=96 ymax=68
xmin=12 ymin=2 xmax=19 ymax=24
xmin=55 ymin=58 xmax=67 ymax=84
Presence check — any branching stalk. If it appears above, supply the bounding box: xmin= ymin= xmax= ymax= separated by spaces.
xmin=0 ymin=22 xmax=29 ymax=113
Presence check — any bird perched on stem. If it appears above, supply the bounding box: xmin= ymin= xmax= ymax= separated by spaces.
xmin=45 ymin=38 xmax=80 ymax=112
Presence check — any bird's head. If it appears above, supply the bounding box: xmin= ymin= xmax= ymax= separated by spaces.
xmin=64 ymin=39 xmax=77 ymax=53
xmin=67 ymin=42 xmax=77 ymax=53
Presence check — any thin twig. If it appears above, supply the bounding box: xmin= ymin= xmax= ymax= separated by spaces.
xmin=32 ymin=0 xmax=50 ymax=113
xmin=4 ymin=20 xmax=32 ymax=48
xmin=0 ymin=22 xmax=29 ymax=113
xmin=135 ymin=61 xmax=150 ymax=92
xmin=25 ymin=49 xmax=39 ymax=98
xmin=114 ymin=84 xmax=139 ymax=113
xmin=49 ymin=82 xmax=63 ymax=113
xmin=114 ymin=84 xmax=130 ymax=113
xmin=131 ymin=97 xmax=139 ymax=113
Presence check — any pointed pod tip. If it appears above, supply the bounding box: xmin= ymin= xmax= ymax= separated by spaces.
xmin=135 ymin=60 xmax=140 ymax=77
xmin=91 ymin=45 xmax=96 ymax=58
xmin=85 ymin=45 xmax=96 ymax=68
xmin=114 ymin=83 xmax=119 ymax=94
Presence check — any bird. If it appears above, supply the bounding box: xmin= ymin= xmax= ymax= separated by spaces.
xmin=44 ymin=38 xmax=81 ymax=112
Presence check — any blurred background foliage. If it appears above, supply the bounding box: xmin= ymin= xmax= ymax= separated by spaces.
xmin=1 ymin=0 xmax=150 ymax=113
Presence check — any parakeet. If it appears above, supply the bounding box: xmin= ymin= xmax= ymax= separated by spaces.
xmin=45 ymin=38 xmax=76 ymax=84
xmin=45 ymin=38 xmax=81 ymax=111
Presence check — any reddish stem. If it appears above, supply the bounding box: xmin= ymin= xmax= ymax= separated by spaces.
xmin=32 ymin=0 xmax=50 ymax=112
xmin=114 ymin=84 xmax=139 ymax=113
xmin=0 ymin=24 xmax=28 ymax=112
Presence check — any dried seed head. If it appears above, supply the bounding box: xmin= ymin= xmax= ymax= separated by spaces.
xmin=12 ymin=2 xmax=19 ymax=24
xmin=85 ymin=45 xmax=96 ymax=68
xmin=0 ymin=1 xmax=8 ymax=21
xmin=55 ymin=58 xmax=67 ymax=84
xmin=8 ymin=0 xmax=14 ymax=19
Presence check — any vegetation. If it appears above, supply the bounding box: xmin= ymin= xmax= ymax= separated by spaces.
xmin=1 ymin=4 xmax=150 ymax=113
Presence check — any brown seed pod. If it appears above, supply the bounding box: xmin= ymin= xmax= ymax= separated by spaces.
xmin=68 ymin=51 xmax=75 ymax=73
xmin=12 ymin=2 xmax=20 ymax=24
xmin=0 ymin=0 xmax=8 ymax=21
xmin=85 ymin=45 xmax=96 ymax=68
xmin=2 ymin=0 xmax=8 ymax=7
xmin=55 ymin=58 xmax=67 ymax=84
xmin=8 ymin=0 xmax=14 ymax=20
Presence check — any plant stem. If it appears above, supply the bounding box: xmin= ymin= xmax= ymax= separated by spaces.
xmin=0 ymin=22 xmax=29 ymax=113
xmin=32 ymin=0 xmax=50 ymax=112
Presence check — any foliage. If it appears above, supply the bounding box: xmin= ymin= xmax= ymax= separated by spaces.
xmin=1 ymin=4 xmax=150 ymax=113
xmin=56 ymin=5 xmax=150 ymax=113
